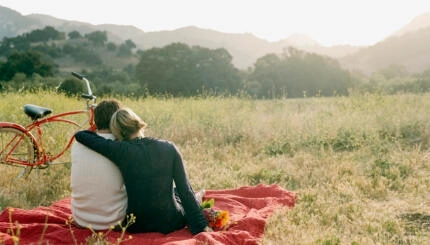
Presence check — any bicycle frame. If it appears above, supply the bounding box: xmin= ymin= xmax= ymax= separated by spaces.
xmin=29 ymin=107 xmax=96 ymax=166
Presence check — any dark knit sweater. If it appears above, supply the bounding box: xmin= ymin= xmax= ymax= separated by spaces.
xmin=74 ymin=130 xmax=208 ymax=234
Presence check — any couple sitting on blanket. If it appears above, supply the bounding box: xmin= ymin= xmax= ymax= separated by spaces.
xmin=70 ymin=99 xmax=211 ymax=235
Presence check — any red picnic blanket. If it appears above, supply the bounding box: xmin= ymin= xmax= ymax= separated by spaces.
xmin=0 ymin=184 xmax=296 ymax=245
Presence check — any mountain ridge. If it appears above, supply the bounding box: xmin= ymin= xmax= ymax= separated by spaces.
xmin=393 ymin=12 xmax=430 ymax=36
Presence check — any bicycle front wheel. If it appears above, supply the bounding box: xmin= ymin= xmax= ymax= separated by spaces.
xmin=0 ymin=126 xmax=36 ymax=179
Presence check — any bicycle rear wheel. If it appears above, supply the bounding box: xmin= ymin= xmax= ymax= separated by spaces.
xmin=0 ymin=126 xmax=36 ymax=179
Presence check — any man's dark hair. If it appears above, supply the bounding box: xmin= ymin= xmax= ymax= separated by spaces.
xmin=94 ymin=99 xmax=122 ymax=130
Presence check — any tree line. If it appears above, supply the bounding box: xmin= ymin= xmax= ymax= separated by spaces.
xmin=1 ymin=26 xmax=429 ymax=98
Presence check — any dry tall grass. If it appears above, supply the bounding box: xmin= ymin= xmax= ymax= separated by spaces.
xmin=1 ymin=91 xmax=429 ymax=244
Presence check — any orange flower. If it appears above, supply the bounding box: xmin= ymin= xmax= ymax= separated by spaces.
xmin=203 ymin=208 xmax=230 ymax=230
xmin=219 ymin=211 xmax=229 ymax=227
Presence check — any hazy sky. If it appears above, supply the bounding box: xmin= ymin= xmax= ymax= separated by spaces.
xmin=1 ymin=0 xmax=429 ymax=46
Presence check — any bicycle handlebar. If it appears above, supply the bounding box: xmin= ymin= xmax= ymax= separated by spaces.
xmin=71 ymin=72 xmax=94 ymax=99
xmin=71 ymin=72 xmax=84 ymax=80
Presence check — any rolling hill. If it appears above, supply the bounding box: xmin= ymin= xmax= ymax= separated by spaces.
xmin=342 ymin=14 xmax=430 ymax=74
xmin=0 ymin=5 xmax=360 ymax=69
xmin=1 ymin=5 xmax=429 ymax=74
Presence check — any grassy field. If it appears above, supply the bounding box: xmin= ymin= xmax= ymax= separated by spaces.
xmin=0 ymin=91 xmax=429 ymax=244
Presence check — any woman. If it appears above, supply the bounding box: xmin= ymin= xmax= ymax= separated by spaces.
xmin=74 ymin=108 xmax=209 ymax=234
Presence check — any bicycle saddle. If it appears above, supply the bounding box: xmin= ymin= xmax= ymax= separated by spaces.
xmin=24 ymin=104 xmax=53 ymax=120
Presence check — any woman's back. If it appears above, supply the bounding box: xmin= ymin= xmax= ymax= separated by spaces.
xmin=114 ymin=138 xmax=185 ymax=233
xmin=74 ymin=131 xmax=208 ymax=234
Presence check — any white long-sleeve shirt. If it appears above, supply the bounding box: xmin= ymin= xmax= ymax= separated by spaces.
xmin=70 ymin=133 xmax=127 ymax=230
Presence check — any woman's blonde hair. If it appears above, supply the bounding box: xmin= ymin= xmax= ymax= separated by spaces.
xmin=110 ymin=108 xmax=147 ymax=141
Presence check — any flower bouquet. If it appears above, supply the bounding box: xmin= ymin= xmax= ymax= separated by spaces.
xmin=201 ymin=198 xmax=230 ymax=231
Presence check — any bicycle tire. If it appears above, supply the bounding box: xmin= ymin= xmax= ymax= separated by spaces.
xmin=0 ymin=126 xmax=36 ymax=179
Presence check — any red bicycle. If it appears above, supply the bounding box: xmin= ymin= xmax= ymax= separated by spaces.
xmin=0 ymin=72 xmax=97 ymax=179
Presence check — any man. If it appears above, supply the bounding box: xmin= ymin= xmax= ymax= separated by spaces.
xmin=71 ymin=99 xmax=127 ymax=230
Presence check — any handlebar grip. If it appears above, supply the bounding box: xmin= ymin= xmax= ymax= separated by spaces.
xmin=71 ymin=72 xmax=85 ymax=80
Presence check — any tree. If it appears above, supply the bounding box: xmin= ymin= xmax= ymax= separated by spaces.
xmin=248 ymin=54 xmax=282 ymax=98
xmin=117 ymin=39 xmax=136 ymax=57
xmin=68 ymin=30 xmax=82 ymax=39
xmin=62 ymin=44 xmax=102 ymax=66
xmin=32 ymin=44 xmax=63 ymax=58
xmin=117 ymin=43 xmax=132 ymax=57
xmin=248 ymin=47 xmax=352 ymax=98
xmin=0 ymin=51 xmax=56 ymax=81
xmin=58 ymin=78 xmax=85 ymax=96
xmin=0 ymin=36 xmax=30 ymax=55
xmin=135 ymin=43 xmax=241 ymax=96
xmin=124 ymin=39 xmax=136 ymax=49
xmin=106 ymin=42 xmax=117 ymax=51
xmin=72 ymin=47 xmax=103 ymax=65
xmin=85 ymin=31 xmax=107 ymax=46
xmin=0 ymin=27 xmax=64 ymax=56
xmin=25 ymin=26 xmax=65 ymax=42
xmin=378 ymin=64 xmax=409 ymax=79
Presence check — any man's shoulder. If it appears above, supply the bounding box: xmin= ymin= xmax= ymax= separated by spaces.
xmin=71 ymin=134 xmax=114 ymax=162
xmin=71 ymin=140 xmax=98 ymax=157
